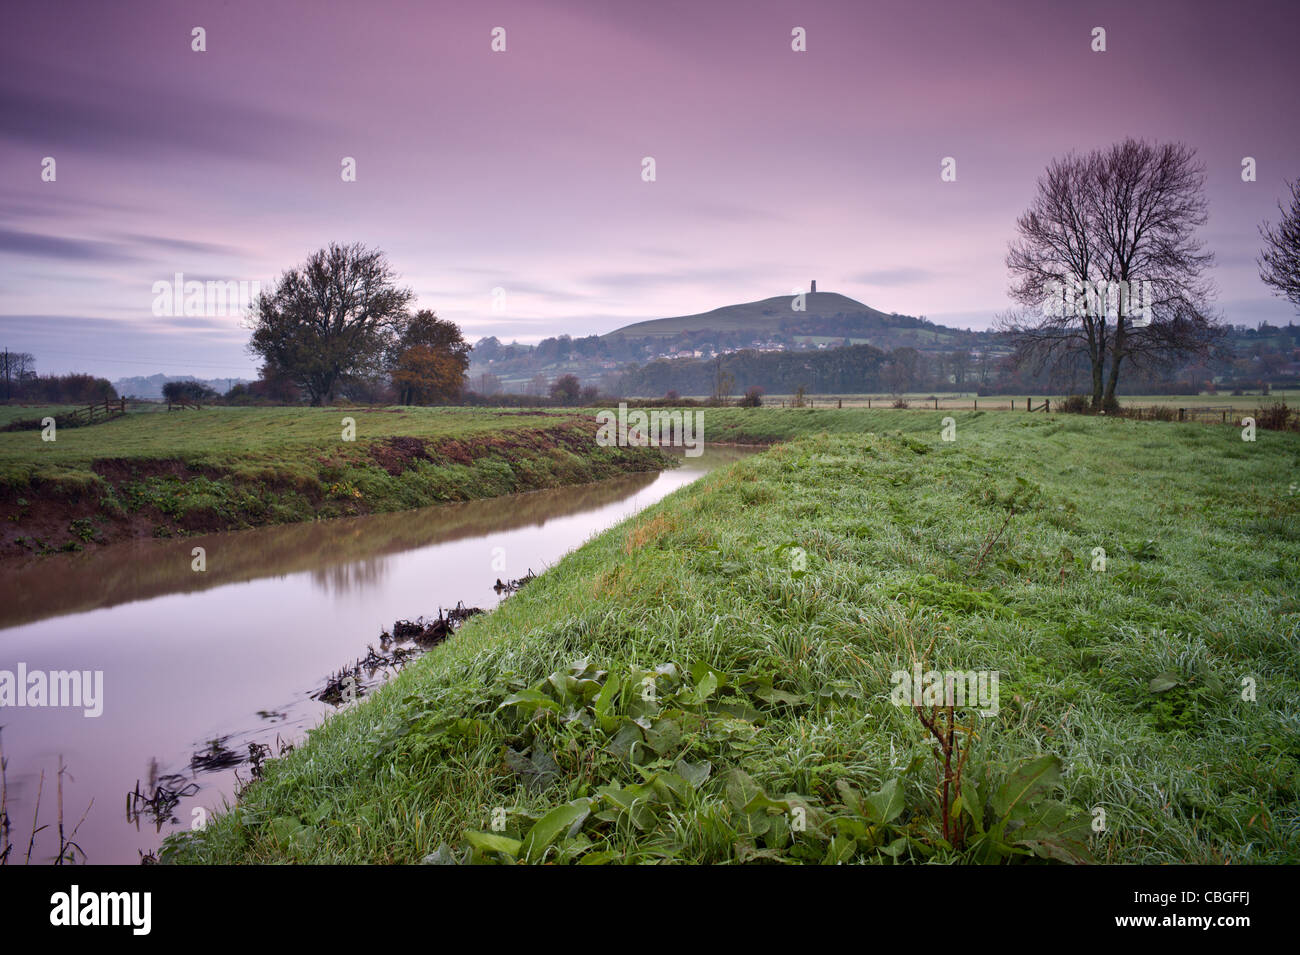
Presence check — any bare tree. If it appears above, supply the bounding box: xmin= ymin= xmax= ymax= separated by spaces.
xmin=1 ymin=350 xmax=35 ymax=400
xmin=526 ymin=372 xmax=549 ymax=397
xmin=709 ymin=355 xmax=734 ymax=403
xmin=1259 ymin=178 xmax=1300 ymax=312
xmin=1001 ymin=139 xmax=1222 ymax=410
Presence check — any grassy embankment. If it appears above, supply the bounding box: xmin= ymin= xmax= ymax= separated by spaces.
xmin=168 ymin=408 xmax=1300 ymax=864
xmin=0 ymin=406 xmax=671 ymax=556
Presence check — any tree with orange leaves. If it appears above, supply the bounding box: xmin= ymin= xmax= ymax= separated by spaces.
xmin=388 ymin=309 xmax=471 ymax=404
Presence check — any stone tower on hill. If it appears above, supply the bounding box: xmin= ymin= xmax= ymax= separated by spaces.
xmin=811 ymin=280 xmax=817 ymax=293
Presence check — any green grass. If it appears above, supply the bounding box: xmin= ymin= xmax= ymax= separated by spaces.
xmin=748 ymin=391 xmax=1300 ymax=412
xmin=0 ymin=406 xmax=670 ymax=553
xmin=0 ymin=404 xmax=79 ymax=427
xmin=166 ymin=409 xmax=1300 ymax=864
xmin=0 ymin=406 xmax=569 ymax=477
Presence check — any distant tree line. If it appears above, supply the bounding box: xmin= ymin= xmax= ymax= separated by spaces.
xmin=615 ymin=344 xmax=892 ymax=396
xmin=1 ymin=351 xmax=117 ymax=403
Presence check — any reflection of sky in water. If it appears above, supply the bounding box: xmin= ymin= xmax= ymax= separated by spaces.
xmin=0 ymin=448 xmax=754 ymax=863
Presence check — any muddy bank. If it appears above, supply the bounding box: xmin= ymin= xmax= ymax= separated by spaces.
xmin=0 ymin=421 xmax=672 ymax=558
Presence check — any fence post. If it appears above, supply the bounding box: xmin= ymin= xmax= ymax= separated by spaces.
xmin=934 ymin=397 xmax=939 ymax=410
xmin=1045 ymin=398 xmax=1050 ymax=413
xmin=837 ymin=398 xmax=842 ymax=409
xmin=1222 ymin=410 xmax=1226 ymax=424
xmin=867 ymin=397 xmax=871 ymax=408
xmin=1178 ymin=408 xmax=1186 ymax=422
xmin=973 ymin=398 xmax=977 ymax=410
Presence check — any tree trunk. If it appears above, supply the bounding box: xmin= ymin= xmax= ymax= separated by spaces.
xmin=1103 ymin=317 xmax=1127 ymax=407
xmin=1090 ymin=329 xmax=1105 ymax=410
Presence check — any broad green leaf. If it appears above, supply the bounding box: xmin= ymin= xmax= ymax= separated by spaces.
xmin=879 ymin=835 xmax=909 ymax=858
xmin=465 ymin=830 xmax=521 ymax=858
xmin=497 ymin=689 xmax=559 ymax=713
xmin=606 ymin=722 xmax=643 ymax=760
xmin=864 ymin=777 xmax=906 ymax=825
xmin=593 ymin=674 xmax=621 ymax=730
xmin=674 ymin=758 xmax=712 ymax=789
xmin=1148 ymin=672 xmax=1183 ymax=693
xmin=680 ymin=671 xmax=719 ymax=705
xmin=651 ymin=771 xmax=692 ymax=804
xmin=723 ymin=768 xmax=764 ymax=811
xmin=991 ymin=755 xmax=1061 ymax=820
xmin=522 ymin=801 xmax=591 ymax=862
xmin=645 ymin=718 xmax=682 ymax=754
xmin=821 ymin=834 xmax=857 ymax=865
xmin=835 ymin=779 xmax=863 ymax=814
xmin=688 ymin=661 xmax=728 ymax=688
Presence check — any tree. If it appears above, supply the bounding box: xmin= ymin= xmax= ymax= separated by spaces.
xmin=709 ymin=356 xmax=734 ymax=403
xmin=391 ymin=346 xmax=464 ymax=404
xmin=1260 ymin=178 xmax=1300 ymax=313
xmin=162 ymin=380 xmax=218 ymax=404
xmin=946 ymin=349 xmax=970 ymax=387
xmin=1001 ymin=139 xmax=1222 ymax=410
xmin=247 ymin=243 xmax=414 ymax=405
xmin=882 ymin=347 xmax=920 ymax=395
xmin=1 ymin=350 xmax=35 ymax=400
xmin=526 ymin=372 xmax=549 ymax=397
xmin=549 ymin=373 xmax=581 ymax=405
xmin=389 ymin=309 xmax=470 ymax=404
xmin=251 ymin=364 xmax=302 ymax=403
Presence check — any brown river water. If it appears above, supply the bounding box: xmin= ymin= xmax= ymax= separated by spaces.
xmin=0 ymin=447 xmax=755 ymax=865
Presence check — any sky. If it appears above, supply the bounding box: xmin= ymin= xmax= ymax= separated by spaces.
xmin=1 ymin=0 xmax=1298 ymax=380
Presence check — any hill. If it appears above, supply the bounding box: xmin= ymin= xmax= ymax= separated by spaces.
xmin=604 ymin=290 xmax=902 ymax=340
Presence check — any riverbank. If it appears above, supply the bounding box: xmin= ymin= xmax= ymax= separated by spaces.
xmin=0 ymin=408 xmax=671 ymax=556
xmin=166 ymin=410 xmax=1300 ymax=864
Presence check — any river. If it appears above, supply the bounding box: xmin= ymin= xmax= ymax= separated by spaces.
xmin=0 ymin=446 xmax=755 ymax=865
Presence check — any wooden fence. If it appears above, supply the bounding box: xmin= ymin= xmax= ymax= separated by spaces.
xmin=63 ymin=397 xmax=127 ymax=424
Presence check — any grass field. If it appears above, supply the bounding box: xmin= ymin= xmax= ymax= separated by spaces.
xmin=0 ymin=406 xmax=670 ymax=554
xmin=0 ymin=406 xmax=569 ymax=475
xmin=688 ymin=391 xmax=1300 ymax=413
xmin=166 ymin=409 xmax=1300 ymax=864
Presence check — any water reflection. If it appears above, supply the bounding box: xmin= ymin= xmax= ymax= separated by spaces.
xmin=0 ymin=446 xmax=757 ymax=864
xmin=0 ymin=470 xmax=663 ymax=629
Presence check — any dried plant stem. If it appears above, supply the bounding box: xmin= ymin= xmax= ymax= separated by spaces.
xmin=25 ymin=769 xmax=45 ymax=865
xmin=0 ymin=729 xmax=10 ymax=865
xmin=968 ymin=507 xmax=1015 ymax=575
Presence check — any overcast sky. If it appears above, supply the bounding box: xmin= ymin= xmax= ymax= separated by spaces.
xmin=2 ymin=0 xmax=1298 ymax=380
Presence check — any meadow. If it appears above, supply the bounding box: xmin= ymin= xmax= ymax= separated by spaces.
xmin=680 ymin=390 xmax=1299 ymax=413
xmin=0 ymin=406 xmax=669 ymax=554
xmin=165 ymin=408 xmax=1300 ymax=864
